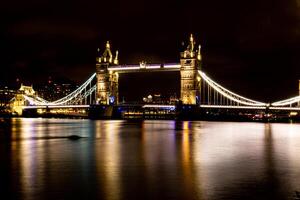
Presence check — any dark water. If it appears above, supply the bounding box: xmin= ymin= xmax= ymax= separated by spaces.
xmin=1 ymin=118 xmax=300 ymax=200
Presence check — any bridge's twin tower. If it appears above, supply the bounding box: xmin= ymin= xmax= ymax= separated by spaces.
xmin=96 ymin=41 xmax=119 ymax=105
xmin=180 ymin=34 xmax=202 ymax=104
xmin=96 ymin=35 xmax=202 ymax=105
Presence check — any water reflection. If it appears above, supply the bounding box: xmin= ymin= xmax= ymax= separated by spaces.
xmin=180 ymin=121 xmax=203 ymax=200
xmin=1 ymin=119 xmax=300 ymax=199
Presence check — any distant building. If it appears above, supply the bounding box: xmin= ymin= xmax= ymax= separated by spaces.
xmin=0 ymin=86 xmax=16 ymax=114
xmin=143 ymin=93 xmax=178 ymax=104
xmin=11 ymin=84 xmax=36 ymax=115
xmin=143 ymin=95 xmax=153 ymax=103
xmin=35 ymin=77 xmax=78 ymax=101
xmin=169 ymin=94 xmax=179 ymax=104
xmin=18 ymin=84 xmax=35 ymax=96
xmin=0 ymin=86 xmax=16 ymax=107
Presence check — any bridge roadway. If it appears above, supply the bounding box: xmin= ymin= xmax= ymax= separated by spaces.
xmin=22 ymin=104 xmax=300 ymax=111
xmin=107 ymin=63 xmax=181 ymax=73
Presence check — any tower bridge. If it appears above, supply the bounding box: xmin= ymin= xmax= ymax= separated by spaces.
xmin=11 ymin=34 xmax=300 ymax=120
xmin=95 ymin=34 xmax=201 ymax=105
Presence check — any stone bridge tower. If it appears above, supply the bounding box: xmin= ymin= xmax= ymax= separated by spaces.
xmin=180 ymin=34 xmax=202 ymax=105
xmin=96 ymin=41 xmax=119 ymax=105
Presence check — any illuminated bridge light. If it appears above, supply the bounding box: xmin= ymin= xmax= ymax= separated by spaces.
xmin=22 ymin=105 xmax=90 ymax=109
xmin=200 ymin=105 xmax=267 ymax=110
xmin=163 ymin=64 xmax=181 ymax=69
xmin=271 ymin=96 xmax=300 ymax=106
xmin=145 ymin=65 xmax=161 ymax=69
xmin=107 ymin=63 xmax=181 ymax=72
xmin=142 ymin=105 xmax=176 ymax=110
xmin=269 ymin=107 xmax=300 ymax=111
xmin=108 ymin=65 xmax=140 ymax=71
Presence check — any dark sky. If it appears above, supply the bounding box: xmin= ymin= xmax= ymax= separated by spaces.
xmin=1 ymin=0 xmax=300 ymax=102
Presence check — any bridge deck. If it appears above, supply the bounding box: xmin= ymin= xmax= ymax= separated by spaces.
xmin=22 ymin=104 xmax=300 ymax=112
xmin=108 ymin=64 xmax=180 ymax=73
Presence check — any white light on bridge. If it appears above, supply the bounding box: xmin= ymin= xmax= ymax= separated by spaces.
xmin=142 ymin=105 xmax=176 ymax=110
xmin=145 ymin=65 xmax=161 ymax=69
xmin=200 ymin=105 xmax=267 ymax=110
xmin=22 ymin=105 xmax=90 ymax=109
xmin=108 ymin=66 xmax=140 ymax=71
xmin=107 ymin=63 xmax=181 ymax=71
xmin=269 ymin=107 xmax=300 ymax=111
xmin=271 ymin=95 xmax=300 ymax=106
xmin=164 ymin=64 xmax=181 ymax=69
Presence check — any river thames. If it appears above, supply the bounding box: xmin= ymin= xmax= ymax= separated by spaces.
xmin=1 ymin=118 xmax=300 ymax=200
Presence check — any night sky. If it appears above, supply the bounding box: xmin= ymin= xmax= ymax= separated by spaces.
xmin=1 ymin=0 xmax=300 ymax=102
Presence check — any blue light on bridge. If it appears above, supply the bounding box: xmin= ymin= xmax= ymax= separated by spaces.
xmin=109 ymin=96 xmax=115 ymax=105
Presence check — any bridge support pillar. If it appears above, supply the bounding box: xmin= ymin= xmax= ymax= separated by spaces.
xmin=298 ymin=80 xmax=300 ymax=107
xmin=180 ymin=34 xmax=201 ymax=105
xmin=96 ymin=41 xmax=119 ymax=105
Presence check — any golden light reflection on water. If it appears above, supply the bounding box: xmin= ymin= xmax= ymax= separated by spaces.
xmin=95 ymin=121 xmax=123 ymax=200
xmin=4 ymin=119 xmax=300 ymax=200
xmin=181 ymin=121 xmax=197 ymax=199
xmin=11 ymin=119 xmax=38 ymax=200
xmin=182 ymin=121 xmax=190 ymax=166
xmin=140 ymin=121 xmax=177 ymax=170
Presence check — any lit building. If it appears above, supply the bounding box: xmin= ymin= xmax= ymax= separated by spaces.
xmin=169 ymin=94 xmax=179 ymax=104
xmin=143 ymin=94 xmax=178 ymax=104
xmin=0 ymin=86 xmax=16 ymax=114
xmin=11 ymin=84 xmax=36 ymax=115
xmin=35 ymin=77 xmax=78 ymax=101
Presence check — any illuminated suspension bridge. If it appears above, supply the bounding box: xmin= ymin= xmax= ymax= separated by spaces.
xmin=21 ymin=69 xmax=300 ymax=111
xmin=13 ymin=34 xmax=300 ymax=117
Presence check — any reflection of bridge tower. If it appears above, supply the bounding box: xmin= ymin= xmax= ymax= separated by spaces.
xmin=180 ymin=34 xmax=202 ymax=105
xmin=96 ymin=41 xmax=119 ymax=105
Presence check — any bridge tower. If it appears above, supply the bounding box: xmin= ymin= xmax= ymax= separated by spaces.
xmin=180 ymin=34 xmax=202 ymax=105
xmin=11 ymin=84 xmax=36 ymax=115
xmin=96 ymin=41 xmax=119 ymax=105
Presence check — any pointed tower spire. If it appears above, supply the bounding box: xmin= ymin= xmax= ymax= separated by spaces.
xmin=190 ymin=33 xmax=194 ymax=42
xmin=197 ymin=45 xmax=202 ymax=61
xmin=189 ymin=33 xmax=195 ymax=52
xmin=102 ymin=41 xmax=113 ymax=63
xmin=106 ymin=41 xmax=110 ymax=49
xmin=96 ymin=48 xmax=101 ymax=62
xmin=114 ymin=50 xmax=119 ymax=65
